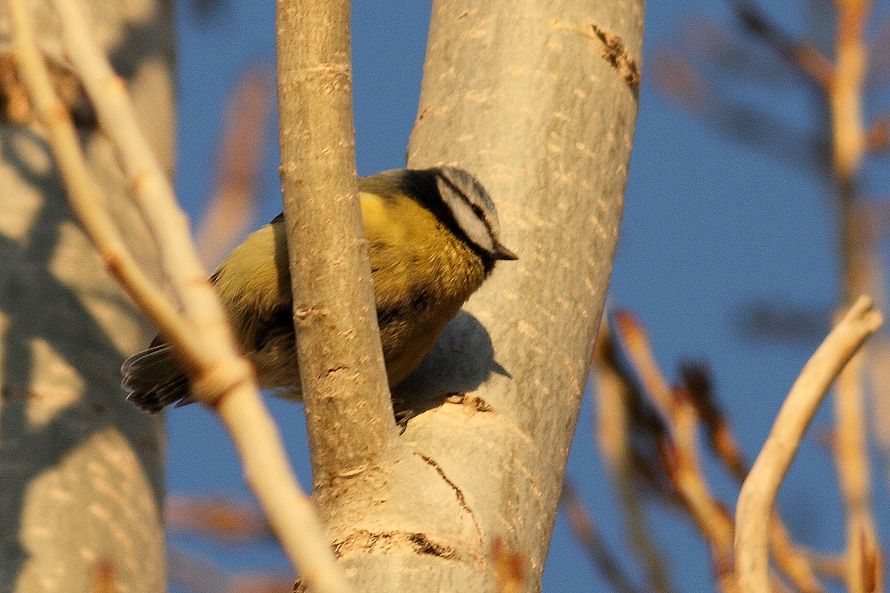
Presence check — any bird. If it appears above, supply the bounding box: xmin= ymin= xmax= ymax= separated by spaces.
xmin=122 ymin=166 xmax=517 ymax=413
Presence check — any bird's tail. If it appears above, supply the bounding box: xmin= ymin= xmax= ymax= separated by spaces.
xmin=121 ymin=343 xmax=193 ymax=413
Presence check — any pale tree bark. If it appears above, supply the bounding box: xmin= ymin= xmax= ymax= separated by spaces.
xmin=278 ymin=0 xmax=642 ymax=591
xmin=403 ymin=0 xmax=642 ymax=587
xmin=0 ymin=1 xmax=173 ymax=592
xmin=277 ymin=0 xmax=400 ymax=482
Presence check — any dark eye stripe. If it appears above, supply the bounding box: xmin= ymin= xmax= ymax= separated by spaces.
xmin=468 ymin=201 xmax=485 ymax=220
xmin=468 ymin=200 xmax=497 ymax=239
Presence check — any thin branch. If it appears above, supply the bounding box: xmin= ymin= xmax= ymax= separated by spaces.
xmin=3 ymin=0 xmax=206 ymax=366
xmin=808 ymin=551 xmax=848 ymax=581
xmin=560 ymin=481 xmax=645 ymax=593
xmin=215 ymin=387 xmax=354 ymax=592
xmin=729 ymin=0 xmax=835 ymax=87
xmin=869 ymin=337 xmax=890 ymax=488
xmin=593 ymin=329 xmax=677 ymax=593
xmin=865 ymin=115 xmax=890 ymax=154
xmin=652 ymin=50 xmax=829 ymax=173
xmin=834 ymin=352 xmax=883 ymax=593
xmin=196 ymin=66 xmax=275 ymax=267
xmin=46 ymin=1 xmax=333 ymax=581
xmin=276 ymin=0 xmax=399 ymax=477
xmin=6 ymin=1 xmax=352 ymax=591
xmin=614 ymin=313 xmax=737 ymax=592
xmin=670 ymin=395 xmax=738 ymax=593
xmin=616 ymin=311 xmax=831 ymax=593
xmin=166 ymin=495 xmax=270 ymax=542
xmin=735 ymin=296 xmax=882 ymax=593
xmin=831 ymin=0 xmax=869 ymax=298
xmin=612 ymin=312 xmax=675 ymax=415
xmin=50 ymin=0 xmax=238 ymax=393
xmin=680 ymin=365 xmax=826 ymax=593
xmin=672 ymin=16 xmax=808 ymax=88
xmin=827 ymin=3 xmax=884 ymax=590
xmin=866 ymin=14 xmax=890 ymax=86
xmin=767 ymin=519 xmax=827 ymax=593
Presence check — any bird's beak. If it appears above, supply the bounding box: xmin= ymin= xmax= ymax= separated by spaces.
xmin=493 ymin=242 xmax=518 ymax=261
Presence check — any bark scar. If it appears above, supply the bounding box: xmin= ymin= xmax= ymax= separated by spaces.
xmin=323 ymin=365 xmax=347 ymax=378
xmin=445 ymin=392 xmax=494 ymax=413
xmin=299 ymin=531 xmax=465 ymax=592
xmin=589 ymin=24 xmax=640 ymax=97
xmin=332 ymin=529 xmax=457 ymax=558
xmin=417 ymin=453 xmax=484 ymax=541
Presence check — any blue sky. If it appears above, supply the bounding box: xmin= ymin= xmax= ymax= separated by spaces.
xmin=168 ymin=1 xmax=890 ymax=591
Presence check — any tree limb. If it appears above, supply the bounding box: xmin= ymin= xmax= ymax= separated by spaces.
xmin=735 ymin=296 xmax=882 ymax=593
xmin=276 ymin=0 xmax=400 ymax=480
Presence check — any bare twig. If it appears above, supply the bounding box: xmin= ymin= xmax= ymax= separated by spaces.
xmin=680 ymin=366 xmax=826 ymax=593
xmin=49 ymin=0 xmax=241 ymax=394
xmin=616 ymin=311 xmax=831 ymax=593
xmin=560 ymin=481 xmax=644 ymax=593
xmin=834 ymin=352 xmax=883 ymax=593
xmin=670 ymin=393 xmax=738 ymax=593
xmin=739 ymin=301 xmax=829 ymax=343
xmin=808 ymin=551 xmax=848 ymax=581
xmin=657 ymin=4 xmax=886 ymax=591
xmin=5 ymin=0 xmax=205 ymax=365
xmin=680 ymin=363 xmax=747 ymax=479
xmin=869 ymin=338 xmax=890 ymax=486
xmin=730 ymin=0 xmax=835 ymax=87
xmin=6 ymin=1 xmax=352 ymax=591
xmin=166 ymin=495 xmax=270 ymax=542
xmin=612 ymin=311 xmax=674 ymax=414
xmin=766 ymin=520 xmax=826 ymax=593
xmin=652 ymin=49 xmax=829 ymax=173
xmin=215 ymin=384 xmax=352 ymax=593
xmin=865 ymin=115 xmax=890 ymax=153
xmin=196 ymin=66 xmax=275 ymax=266
xmin=593 ymin=328 xmax=677 ymax=593
xmin=735 ymin=296 xmax=882 ymax=593
xmin=825 ymin=2 xmax=885 ymax=590
xmin=615 ymin=313 xmax=737 ymax=592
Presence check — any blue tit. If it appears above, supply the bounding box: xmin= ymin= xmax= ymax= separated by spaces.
xmin=122 ymin=166 xmax=517 ymax=413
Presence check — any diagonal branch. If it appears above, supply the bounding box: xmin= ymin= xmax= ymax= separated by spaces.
xmin=561 ymin=481 xmax=646 ymax=593
xmin=49 ymin=0 xmax=240 ymax=393
xmin=735 ymin=296 xmax=882 ymax=593
xmin=593 ymin=329 xmax=677 ymax=593
xmin=196 ymin=67 xmax=276 ymax=267
xmin=729 ymin=0 xmax=835 ymax=87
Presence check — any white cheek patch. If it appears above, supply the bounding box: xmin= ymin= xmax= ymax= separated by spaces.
xmin=448 ymin=194 xmax=495 ymax=252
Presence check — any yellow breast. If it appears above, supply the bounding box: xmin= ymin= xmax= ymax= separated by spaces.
xmin=360 ymin=192 xmax=487 ymax=384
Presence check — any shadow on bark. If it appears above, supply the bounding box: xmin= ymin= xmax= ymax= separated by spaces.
xmin=0 ymin=125 xmax=162 ymax=591
xmin=392 ymin=311 xmax=507 ymax=416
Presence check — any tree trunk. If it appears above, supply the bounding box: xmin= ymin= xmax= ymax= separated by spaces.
xmin=0 ymin=2 xmax=174 ymax=591
xmin=307 ymin=1 xmax=642 ymax=591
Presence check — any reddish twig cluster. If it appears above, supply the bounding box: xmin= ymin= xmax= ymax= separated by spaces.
xmin=570 ymin=301 xmax=878 ymax=593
